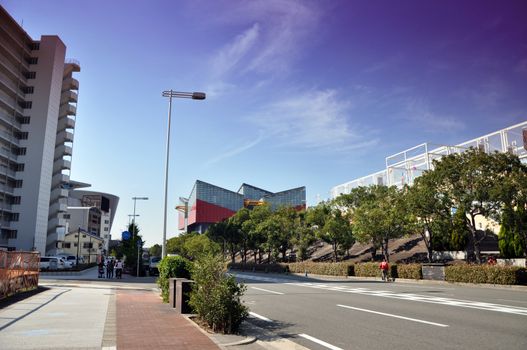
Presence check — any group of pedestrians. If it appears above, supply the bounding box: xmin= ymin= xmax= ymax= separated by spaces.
xmin=98 ymin=258 xmax=123 ymax=279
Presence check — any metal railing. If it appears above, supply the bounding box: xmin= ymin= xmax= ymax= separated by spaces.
xmin=0 ymin=251 xmax=40 ymax=300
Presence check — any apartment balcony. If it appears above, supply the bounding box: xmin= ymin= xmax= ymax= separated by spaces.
xmin=53 ymin=158 xmax=71 ymax=173
xmin=59 ymin=103 xmax=76 ymax=117
xmin=50 ymin=187 xmax=69 ymax=202
xmin=56 ymin=130 xmax=74 ymax=145
xmin=52 ymin=173 xmax=69 ymax=187
xmin=65 ymin=59 xmax=81 ymax=73
xmin=57 ymin=115 xmax=75 ymax=131
xmin=63 ymin=77 xmax=79 ymax=90
xmin=55 ymin=144 xmax=72 ymax=159
xmin=49 ymin=202 xmax=68 ymax=215
xmin=0 ymin=183 xmax=15 ymax=195
xmin=60 ymin=90 xmax=78 ymax=104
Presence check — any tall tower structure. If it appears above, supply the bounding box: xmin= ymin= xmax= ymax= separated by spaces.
xmin=0 ymin=6 xmax=80 ymax=254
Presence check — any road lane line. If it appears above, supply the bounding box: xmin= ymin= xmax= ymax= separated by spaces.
xmin=251 ymin=287 xmax=284 ymax=295
xmin=337 ymin=304 xmax=449 ymax=327
xmin=249 ymin=312 xmax=273 ymax=322
xmin=298 ymin=333 xmax=344 ymax=350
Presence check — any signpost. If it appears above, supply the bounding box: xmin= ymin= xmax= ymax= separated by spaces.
xmin=136 ymin=239 xmax=142 ymax=277
xmin=122 ymin=231 xmax=131 ymax=240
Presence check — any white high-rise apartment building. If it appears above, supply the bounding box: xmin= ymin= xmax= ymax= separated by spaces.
xmin=0 ymin=6 xmax=80 ymax=254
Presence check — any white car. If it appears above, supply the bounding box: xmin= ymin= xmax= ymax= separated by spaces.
xmin=57 ymin=255 xmax=80 ymax=267
xmin=39 ymin=256 xmax=66 ymax=270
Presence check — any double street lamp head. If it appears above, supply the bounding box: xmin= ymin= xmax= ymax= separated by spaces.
xmin=162 ymin=90 xmax=206 ymax=100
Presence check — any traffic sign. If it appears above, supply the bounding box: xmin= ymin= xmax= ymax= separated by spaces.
xmin=122 ymin=231 xmax=131 ymax=240
xmin=136 ymin=240 xmax=142 ymax=248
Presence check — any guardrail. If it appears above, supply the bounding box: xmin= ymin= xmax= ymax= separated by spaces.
xmin=0 ymin=251 xmax=40 ymax=300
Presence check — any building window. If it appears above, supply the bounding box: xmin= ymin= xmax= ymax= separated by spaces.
xmin=24 ymin=71 xmax=36 ymax=79
xmin=14 ymin=180 xmax=23 ymax=188
xmin=16 ymin=148 xmax=27 ymax=156
xmin=15 ymin=163 xmax=25 ymax=172
xmin=12 ymin=196 xmax=21 ymax=205
xmin=83 ymin=242 xmax=93 ymax=249
xmin=104 ymin=220 xmax=109 ymax=224
xmin=18 ymin=101 xmax=32 ymax=109
xmin=63 ymin=243 xmax=71 ymax=248
xmin=16 ymin=132 xmax=29 ymax=140
xmin=63 ymin=214 xmax=70 ymax=219
xmin=74 ymin=243 xmax=77 ymax=247
xmin=26 ymin=57 xmax=38 ymax=65
xmin=18 ymin=116 xmax=31 ymax=124
xmin=82 ymin=234 xmax=86 ymax=238
xmin=1 ymin=230 xmax=17 ymax=239
xmin=21 ymin=86 xmax=34 ymax=94
xmin=29 ymin=42 xmax=40 ymax=50
xmin=104 ymin=227 xmax=109 ymax=231
xmin=11 ymin=213 xmax=19 ymax=221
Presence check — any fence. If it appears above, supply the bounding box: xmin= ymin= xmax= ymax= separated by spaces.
xmin=0 ymin=251 xmax=40 ymax=300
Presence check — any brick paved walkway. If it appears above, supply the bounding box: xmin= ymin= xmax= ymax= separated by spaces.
xmin=116 ymin=289 xmax=220 ymax=350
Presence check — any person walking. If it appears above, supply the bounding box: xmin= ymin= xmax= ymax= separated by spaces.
xmin=379 ymin=258 xmax=389 ymax=282
xmin=107 ymin=259 xmax=114 ymax=279
xmin=98 ymin=261 xmax=104 ymax=278
xmin=115 ymin=259 xmax=123 ymax=279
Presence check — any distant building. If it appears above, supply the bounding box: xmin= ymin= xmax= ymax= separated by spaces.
xmin=66 ymin=190 xmax=119 ymax=254
xmin=178 ymin=180 xmax=306 ymax=233
xmin=62 ymin=230 xmax=103 ymax=264
xmin=0 ymin=6 xmax=80 ymax=254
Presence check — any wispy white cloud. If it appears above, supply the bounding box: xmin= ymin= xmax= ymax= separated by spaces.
xmin=403 ymin=99 xmax=466 ymax=132
xmin=249 ymin=89 xmax=378 ymax=152
xmin=363 ymin=53 xmax=404 ymax=73
xmin=205 ymin=0 xmax=322 ymax=95
xmin=204 ymin=134 xmax=265 ymax=167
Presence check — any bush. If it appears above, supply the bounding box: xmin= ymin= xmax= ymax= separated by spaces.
xmin=157 ymin=255 xmax=191 ymax=303
xmin=288 ymin=262 xmax=354 ymax=276
xmin=228 ymin=263 xmax=289 ymax=273
xmin=354 ymin=262 xmax=398 ymax=278
xmin=190 ymin=254 xmax=248 ymax=334
xmin=396 ymin=264 xmax=422 ymax=280
xmin=445 ymin=264 xmax=527 ymax=285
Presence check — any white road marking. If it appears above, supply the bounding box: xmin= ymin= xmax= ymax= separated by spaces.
xmin=337 ymin=304 xmax=449 ymax=327
xmin=234 ymin=273 xmax=527 ymax=316
xmin=249 ymin=311 xmax=273 ymax=322
xmin=298 ymin=333 xmax=344 ymax=350
xmin=251 ymin=287 xmax=284 ymax=295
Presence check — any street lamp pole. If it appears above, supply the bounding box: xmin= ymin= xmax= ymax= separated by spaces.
xmin=131 ymin=197 xmax=148 ymax=239
xmin=161 ymin=90 xmax=205 ymax=258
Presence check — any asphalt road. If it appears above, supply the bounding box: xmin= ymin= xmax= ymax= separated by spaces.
xmin=233 ymin=272 xmax=527 ymax=350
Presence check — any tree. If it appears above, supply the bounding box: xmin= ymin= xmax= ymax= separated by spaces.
xmin=229 ymin=208 xmax=251 ymax=264
xmin=352 ymin=186 xmax=408 ymax=262
xmin=405 ymin=172 xmax=453 ymax=262
xmin=149 ymin=244 xmax=162 ymax=257
xmin=183 ymin=234 xmax=220 ymax=260
xmin=319 ymin=207 xmax=354 ymax=262
xmin=116 ymin=222 xmax=144 ymax=276
xmin=243 ymin=205 xmax=271 ymax=264
xmin=431 ymin=148 xmax=521 ymax=263
xmin=166 ymin=231 xmax=197 ymax=256
xmin=291 ymin=210 xmax=315 ymax=261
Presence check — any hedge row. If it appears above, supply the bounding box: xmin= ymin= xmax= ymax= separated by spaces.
xmin=396 ymin=263 xmax=422 ymax=280
xmin=445 ymin=265 xmax=527 ymax=285
xmin=288 ymin=262 xmax=354 ymax=276
xmin=228 ymin=261 xmax=526 ymax=285
xmin=228 ymin=262 xmax=289 ymax=273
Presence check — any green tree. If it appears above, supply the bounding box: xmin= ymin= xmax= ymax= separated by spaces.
xmin=242 ymin=205 xmax=271 ymax=264
xmin=352 ymin=186 xmax=408 ymax=262
xmin=183 ymin=234 xmax=220 ymax=260
xmin=116 ymin=222 xmax=144 ymax=276
xmin=291 ymin=210 xmax=315 ymax=261
xmin=166 ymin=231 xmax=197 ymax=256
xmin=149 ymin=244 xmax=162 ymax=257
xmin=405 ymin=172 xmax=453 ymax=262
xmin=229 ymin=208 xmax=251 ymax=264
xmin=431 ymin=148 xmax=521 ymax=263
xmin=319 ymin=207 xmax=354 ymax=262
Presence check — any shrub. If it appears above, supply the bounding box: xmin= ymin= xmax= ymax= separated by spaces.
xmin=354 ymin=262 xmax=398 ymax=278
xmin=190 ymin=254 xmax=248 ymax=334
xmin=288 ymin=262 xmax=354 ymax=276
xmin=157 ymin=255 xmax=191 ymax=302
xmin=445 ymin=264 xmax=526 ymax=285
xmin=396 ymin=264 xmax=422 ymax=280
xmin=228 ymin=263 xmax=289 ymax=273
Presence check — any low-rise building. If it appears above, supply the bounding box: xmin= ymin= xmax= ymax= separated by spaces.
xmin=62 ymin=230 xmax=103 ymax=264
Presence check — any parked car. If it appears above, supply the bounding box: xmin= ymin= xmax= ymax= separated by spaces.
xmin=149 ymin=256 xmax=161 ymax=275
xmin=39 ymin=256 xmax=66 ymax=271
xmin=57 ymin=255 xmax=80 ymax=267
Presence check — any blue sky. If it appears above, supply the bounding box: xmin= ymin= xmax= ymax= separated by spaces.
xmin=4 ymin=0 xmax=527 ymax=247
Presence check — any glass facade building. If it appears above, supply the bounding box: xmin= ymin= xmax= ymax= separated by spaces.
xmin=179 ymin=180 xmax=306 ymax=233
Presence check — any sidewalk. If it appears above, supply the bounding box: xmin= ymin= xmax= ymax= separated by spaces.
xmin=116 ymin=289 xmax=220 ymax=350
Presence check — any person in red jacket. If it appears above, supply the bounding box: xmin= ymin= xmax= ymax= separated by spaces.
xmin=380 ymin=258 xmax=389 ymax=281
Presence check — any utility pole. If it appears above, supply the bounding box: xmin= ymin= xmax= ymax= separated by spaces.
xmin=76 ymin=227 xmax=81 ymax=266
